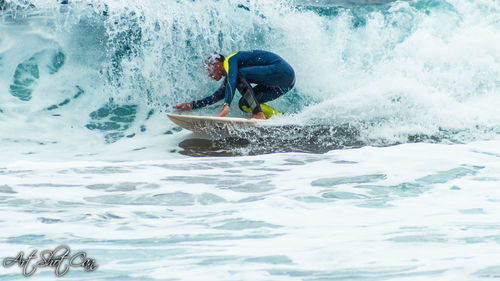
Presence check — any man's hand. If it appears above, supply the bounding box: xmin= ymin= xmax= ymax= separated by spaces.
xmin=218 ymin=105 xmax=229 ymax=117
xmin=173 ymin=102 xmax=193 ymax=110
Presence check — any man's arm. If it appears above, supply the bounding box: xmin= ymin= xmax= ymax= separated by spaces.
xmin=223 ymin=55 xmax=238 ymax=106
xmin=191 ymin=80 xmax=226 ymax=109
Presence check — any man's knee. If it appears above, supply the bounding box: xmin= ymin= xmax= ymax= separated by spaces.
xmin=236 ymin=77 xmax=252 ymax=91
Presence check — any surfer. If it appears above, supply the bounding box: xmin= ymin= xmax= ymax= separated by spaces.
xmin=173 ymin=50 xmax=295 ymax=119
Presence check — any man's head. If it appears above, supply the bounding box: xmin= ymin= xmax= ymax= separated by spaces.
xmin=204 ymin=53 xmax=226 ymax=81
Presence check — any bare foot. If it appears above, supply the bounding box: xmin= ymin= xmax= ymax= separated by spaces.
xmin=249 ymin=112 xmax=266 ymax=120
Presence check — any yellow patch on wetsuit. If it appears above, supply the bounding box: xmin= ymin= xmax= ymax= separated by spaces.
xmin=223 ymin=52 xmax=238 ymax=75
xmin=241 ymin=104 xmax=282 ymax=119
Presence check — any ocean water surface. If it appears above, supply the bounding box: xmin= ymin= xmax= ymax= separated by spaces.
xmin=1 ymin=0 xmax=500 ymax=280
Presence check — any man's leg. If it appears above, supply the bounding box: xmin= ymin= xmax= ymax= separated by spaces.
xmin=238 ymin=84 xmax=292 ymax=118
xmin=239 ymin=62 xmax=295 ymax=87
xmin=237 ymin=62 xmax=295 ymax=117
xmin=236 ymin=77 xmax=262 ymax=115
xmin=251 ymin=84 xmax=290 ymax=103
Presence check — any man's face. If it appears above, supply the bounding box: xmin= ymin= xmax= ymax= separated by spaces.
xmin=208 ymin=61 xmax=224 ymax=81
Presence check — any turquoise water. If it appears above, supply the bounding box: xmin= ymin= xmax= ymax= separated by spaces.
xmin=1 ymin=0 xmax=500 ymax=280
xmin=0 ymin=0 xmax=499 ymax=154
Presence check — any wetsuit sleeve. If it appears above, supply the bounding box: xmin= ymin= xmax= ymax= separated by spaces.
xmin=224 ymin=56 xmax=238 ymax=106
xmin=191 ymin=80 xmax=226 ymax=109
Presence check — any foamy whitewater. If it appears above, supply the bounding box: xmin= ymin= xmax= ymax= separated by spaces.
xmin=1 ymin=0 xmax=500 ymax=280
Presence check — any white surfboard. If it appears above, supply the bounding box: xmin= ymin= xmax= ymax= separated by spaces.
xmin=167 ymin=113 xmax=268 ymax=134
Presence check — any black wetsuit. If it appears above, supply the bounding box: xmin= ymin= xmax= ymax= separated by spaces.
xmin=192 ymin=50 xmax=295 ymax=114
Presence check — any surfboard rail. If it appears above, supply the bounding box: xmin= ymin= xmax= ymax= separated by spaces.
xmin=167 ymin=113 xmax=268 ymax=133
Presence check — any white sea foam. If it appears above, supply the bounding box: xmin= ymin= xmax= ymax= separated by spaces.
xmin=1 ymin=141 xmax=500 ymax=280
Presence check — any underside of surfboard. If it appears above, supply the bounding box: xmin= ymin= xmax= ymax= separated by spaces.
xmin=167 ymin=113 xmax=268 ymax=134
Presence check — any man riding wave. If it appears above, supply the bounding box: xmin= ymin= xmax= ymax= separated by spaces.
xmin=173 ymin=50 xmax=295 ymax=120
